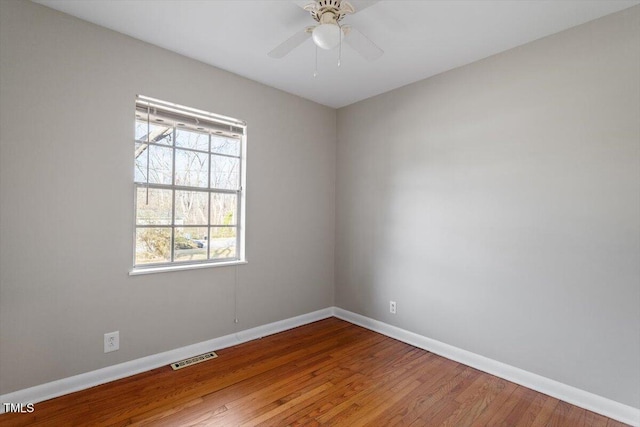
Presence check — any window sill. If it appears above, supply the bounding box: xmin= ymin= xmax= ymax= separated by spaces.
xmin=129 ymin=260 xmax=247 ymax=276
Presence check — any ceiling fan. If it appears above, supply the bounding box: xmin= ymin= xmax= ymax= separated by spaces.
xmin=268 ymin=0 xmax=383 ymax=66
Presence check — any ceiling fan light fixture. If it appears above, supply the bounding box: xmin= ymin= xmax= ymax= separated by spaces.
xmin=312 ymin=23 xmax=343 ymax=50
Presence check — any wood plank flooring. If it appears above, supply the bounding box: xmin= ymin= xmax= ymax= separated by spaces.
xmin=0 ymin=318 xmax=629 ymax=426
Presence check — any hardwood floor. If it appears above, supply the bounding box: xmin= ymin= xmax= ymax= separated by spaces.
xmin=0 ymin=318 xmax=628 ymax=426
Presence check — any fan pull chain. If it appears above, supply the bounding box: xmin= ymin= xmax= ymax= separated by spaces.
xmin=314 ymin=45 xmax=318 ymax=77
xmin=338 ymin=24 xmax=342 ymax=67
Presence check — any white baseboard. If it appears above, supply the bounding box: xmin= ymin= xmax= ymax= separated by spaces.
xmin=0 ymin=307 xmax=334 ymax=413
xmin=2 ymin=306 xmax=638 ymax=426
xmin=333 ymin=307 xmax=640 ymax=427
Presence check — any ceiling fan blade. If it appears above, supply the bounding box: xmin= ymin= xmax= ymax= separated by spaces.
xmin=343 ymin=26 xmax=383 ymax=61
xmin=268 ymin=27 xmax=313 ymax=59
xmin=293 ymin=1 xmax=315 ymax=11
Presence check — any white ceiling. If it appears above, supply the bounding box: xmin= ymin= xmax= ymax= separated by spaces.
xmin=35 ymin=0 xmax=639 ymax=108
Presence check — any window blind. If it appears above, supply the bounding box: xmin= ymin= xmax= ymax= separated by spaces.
xmin=135 ymin=95 xmax=245 ymax=138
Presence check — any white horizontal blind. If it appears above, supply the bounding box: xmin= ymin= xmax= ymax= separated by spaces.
xmin=135 ymin=95 xmax=245 ymax=137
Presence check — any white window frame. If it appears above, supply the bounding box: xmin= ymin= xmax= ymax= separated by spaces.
xmin=130 ymin=95 xmax=247 ymax=275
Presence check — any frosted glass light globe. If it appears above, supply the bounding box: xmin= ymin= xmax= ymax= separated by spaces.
xmin=312 ymin=23 xmax=343 ymax=50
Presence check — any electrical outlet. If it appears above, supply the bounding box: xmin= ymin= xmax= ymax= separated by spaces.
xmin=390 ymin=301 xmax=397 ymax=314
xmin=104 ymin=331 xmax=119 ymax=353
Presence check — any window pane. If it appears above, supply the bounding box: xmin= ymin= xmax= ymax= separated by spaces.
xmin=211 ymin=135 xmax=240 ymax=156
xmin=174 ymin=227 xmax=208 ymax=262
xmin=135 ymin=143 xmax=148 ymax=183
xmin=175 ymin=149 xmax=208 ymax=188
xmin=135 ymin=227 xmax=171 ymax=265
xmin=176 ymin=129 xmax=209 ymax=151
xmin=147 ymin=145 xmax=173 ymax=185
xmin=209 ymin=227 xmax=236 ymax=260
xmin=136 ymin=187 xmax=172 ymax=225
xmin=210 ymin=193 xmax=237 ymax=226
xmin=135 ymin=120 xmax=173 ymax=145
xmin=175 ymin=191 xmax=208 ymax=225
xmin=211 ymin=155 xmax=239 ymax=190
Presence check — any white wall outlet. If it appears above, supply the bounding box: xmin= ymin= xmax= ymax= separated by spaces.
xmin=104 ymin=331 xmax=119 ymax=353
xmin=390 ymin=301 xmax=397 ymax=314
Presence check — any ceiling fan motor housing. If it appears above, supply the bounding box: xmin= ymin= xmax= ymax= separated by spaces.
xmin=309 ymin=0 xmax=350 ymax=23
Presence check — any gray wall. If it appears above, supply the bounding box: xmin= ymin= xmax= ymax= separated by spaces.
xmin=0 ymin=0 xmax=335 ymax=394
xmin=336 ymin=6 xmax=640 ymax=408
xmin=1 ymin=0 xmax=638 ymax=411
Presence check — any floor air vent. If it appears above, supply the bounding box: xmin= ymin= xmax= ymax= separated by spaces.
xmin=170 ymin=352 xmax=218 ymax=370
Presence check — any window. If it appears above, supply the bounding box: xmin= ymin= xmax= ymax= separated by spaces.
xmin=132 ymin=95 xmax=246 ymax=273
